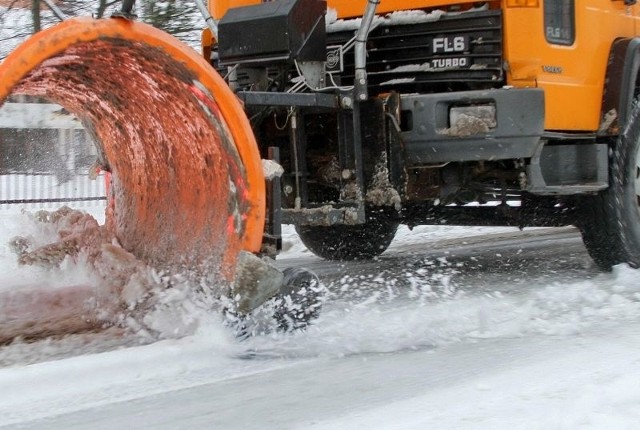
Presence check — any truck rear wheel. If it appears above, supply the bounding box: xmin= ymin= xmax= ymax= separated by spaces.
xmin=295 ymin=217 xmax=399 ymax=261
xmin=579 ymin=106 xmax=640 ymax=270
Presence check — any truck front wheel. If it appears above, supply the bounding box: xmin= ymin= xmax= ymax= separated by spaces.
xmin=579 ymin=106 xmax=640 ymax=270
xmin=295 ymin=217 xmax=399 ymax=261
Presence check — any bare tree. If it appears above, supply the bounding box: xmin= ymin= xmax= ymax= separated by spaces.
xmin=96 ymin=0 xmax=119 ymax=18
xmin=1 ymin=0 xmax=203 ymax=59
xmin=31 ymin=0 xmax=41 ymax=32
xmin=139 ymin=1 xmax=203 ymax=47
xmin=0 ymin=0 xmax=47 ymax=59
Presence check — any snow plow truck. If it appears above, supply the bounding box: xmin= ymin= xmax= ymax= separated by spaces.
xmin=204 ymin=0 xmax=640 ymax=271
xmin=1 ymin=0 xmax=640 ymax=341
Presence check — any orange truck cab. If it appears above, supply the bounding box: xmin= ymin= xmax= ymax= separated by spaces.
xmin=204 ymin=0 xmax=640 ymax=270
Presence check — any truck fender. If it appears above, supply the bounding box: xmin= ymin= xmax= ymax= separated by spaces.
xmin=600 ymin=37 xmax=640 ymax=136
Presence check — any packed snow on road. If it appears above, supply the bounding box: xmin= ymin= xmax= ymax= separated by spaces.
xmin=0 ymin=206 xmax=639 ymax=429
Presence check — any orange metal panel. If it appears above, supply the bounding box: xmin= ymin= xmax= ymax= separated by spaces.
xmin=210 ymin=0 xmax=261 ymax=19
xmin=504 ymin=0 xmax=639 ymax=131
xmin=209 ymin=0 xmax=483 ymax=19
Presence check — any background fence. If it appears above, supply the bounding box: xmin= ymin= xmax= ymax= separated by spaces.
xmin=0 ymin=101 xmax=107 ymax=211
xmin=0 ymin=172 xmax=106 ymax=210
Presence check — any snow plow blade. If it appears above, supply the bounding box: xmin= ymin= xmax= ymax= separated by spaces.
xmin=0 ymin=17 xmax=267 ymax=342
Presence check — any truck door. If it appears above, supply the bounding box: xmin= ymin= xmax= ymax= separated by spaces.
xmin=533 ymin=0 xmax=636 ymax=130
xmin=632 ymin=0 xmax=640 ymax=35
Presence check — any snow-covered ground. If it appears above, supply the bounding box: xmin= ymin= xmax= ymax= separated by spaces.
xmin=0 ymin=203 xmax=639 ymax=429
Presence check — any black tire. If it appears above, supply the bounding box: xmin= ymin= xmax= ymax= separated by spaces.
xmin=273 ymin=267 xmax=323 ymax=332
xmin=579 ymin=106 xmax=640 ymax=270
xmin=295 ymin=217 xmax=399 ymax=261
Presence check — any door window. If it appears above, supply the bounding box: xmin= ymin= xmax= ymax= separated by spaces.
xmin=544 ymin=0 xmax=575 ymax=45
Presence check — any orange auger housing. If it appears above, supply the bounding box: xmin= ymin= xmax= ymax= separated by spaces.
xmin=0 ymin=17 xmax=269 ymax=342
xmin=0 ymin=17 xmax=266 ymax=275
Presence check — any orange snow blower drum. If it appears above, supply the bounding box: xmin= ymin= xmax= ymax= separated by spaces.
xmin=0 ymin=17 xmax=265 ymax=273
xmin=0 ymin=17 xmax=268 ymax=342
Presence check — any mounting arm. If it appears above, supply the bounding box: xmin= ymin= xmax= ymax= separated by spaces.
xmin=112 ymin=0 xmax=137 ymax=20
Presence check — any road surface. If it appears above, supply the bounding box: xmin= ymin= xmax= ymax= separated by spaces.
xmin=1 ymin=225 xmax=639 ymax=429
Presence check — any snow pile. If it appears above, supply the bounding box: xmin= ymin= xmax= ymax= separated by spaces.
xmin=0 ymin=207 xmax=228 ymax=343
xmin=326 ymin=8 xmax=444 ymax=33
xmin=326 ymin=3 xmax=489 ymax=33
xmin=1 ymin=207 xmax=640 ymax=427
xmin=241 ymin=261 xmax=640 ymax=359
xmin=2 ymin=244 xmax=639 ymax=427
xmin=1 ymin=208 xmax=617 ymax=365
xmin=386 ymin=9 xmax=446 ymax=25
xmin=0 ymin=207 xmax=101 ymax=292
xmin=522 ymin=264 xmax=640 ymax=335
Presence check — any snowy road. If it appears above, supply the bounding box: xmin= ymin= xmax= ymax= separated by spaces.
xmin=9 ymin=327 xmax=640 ymax=429
xmin=1 ymin=216 xmax=640 ymax=429
xmin=278 ymin=226 xmax=594 ymax=294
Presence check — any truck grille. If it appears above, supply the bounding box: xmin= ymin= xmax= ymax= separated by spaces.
xmin=327 ymin=9 xmax=503 ymax=92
